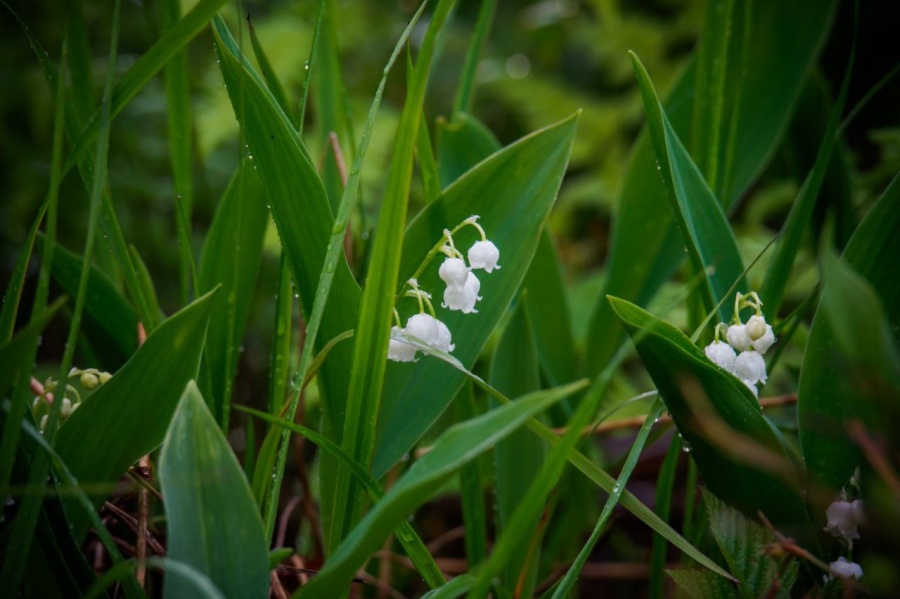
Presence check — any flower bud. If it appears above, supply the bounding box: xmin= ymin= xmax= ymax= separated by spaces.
xmin=746 ymin=315 xmax=768 ymax=340
xmin=98 ymin=371 xmax=112 ymax=385
xmin=81 ymin=371 xmax=100 ymax=390
xmin=61 ymin=398 xmax=73 ymax=419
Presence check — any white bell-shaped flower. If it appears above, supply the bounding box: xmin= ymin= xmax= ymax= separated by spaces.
xmin=824 ymin=499 xmax=863 ymax=543
xmin=439 ymin=257 xmax=469 ymax=289
xmin=828 ymin=557 xmax=863 ymax=580
xmin=726 ymin=323 xmax=752 ymax=351
xmin=442 ymin=272 xmax=481 ymax=313
xmin=60 ymin=398 xmax=73 ymax=419
xmin=405 ymin=313 xmax=439 ymax=344
xmin=746 ymin=315 xmax=776 ymax=354
xmin=387 ymin=326 xmax=417 ymax=362
xmin=468 ymin=240 xmax=501 ymax=272
xmin=734 ymin=350 xmax=767 ymax=384
xmin=433 ymin=319 xmax=455 ymax=353
xmin=704 ymin=340 xmax=736 ymax=372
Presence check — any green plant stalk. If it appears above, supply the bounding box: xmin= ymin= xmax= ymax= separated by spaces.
xmin=452 ymin=0 xmax=496 ymax=117
xmin=268 ymin=255 xmax=294 ymax=420
xmin=648 ymin=434 xmax=682 ymax=599
xmin=552 ymin=397 xmax=666 ymax=598
xmin=457 ymin=381 xmax=488 ymax=568
xmin=160 ymin=0 xmax=195 ymax=306
xmin=0 ymin=1 xmax=121 ymax=591
xmin=297 ymin=0 xmax=326 ymax=133
xmin=260 ymin=1 xmax=431 ymax=546
xmin=247 ymin=13 xmax=292 ymax=117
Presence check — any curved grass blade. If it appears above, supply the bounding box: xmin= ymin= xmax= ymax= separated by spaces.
xmin=551 ymin=397 xmax=665 ymax=598
xmin=297 ymin=383 xmax=581 ymax=598
xmin=586 ymin=1 xmax=838 ymax=374
xmin=0 ymin=202 xmax=47 ymax=342
xmin=55 ymin=288 xmax=217 ymax=539
xmin=452 ymin=0 xmax=495 ymax=116
xmin=392 ymin=337 xmax=730 ymax=579
xmin=332 ymin=0 xmax=456 ymax=548
xmin=247 ymin=13 xmax=292 ymax=117
xmin=630 ymin=52 xmax=746 ymax=324
xmin=421 ymin=574 xmax=475 ymax=599
xmin=609 ymin=296 xmax=816 ymax=545
xmin=374 ymin=113 xmax=579 ymax=476
xmin=160 ymin=382 xmax=269 ymax=599
xmin=198 ymin=163 xmax=268 ymax=427
xmin=237 ymin=404 xmax=446 ymax=589
xmin=798 ymin=174 xmax=900 ymax=490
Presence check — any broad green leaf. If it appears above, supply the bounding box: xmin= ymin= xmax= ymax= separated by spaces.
xmin=489 ymin=297 xmax=543 ymax=597
xmin=798 ymin=175 xmax=900 ymax=490
xmin=160 ymin=382 xmax=268 ymax=599
xmin=609 ymin=296 xmax=815 ymax=544
xmin=374 ymin=113 xmax=579 ymax=476
xmin=436 ymin=112 xmax=501 ymax=189
xmin=332 ymin=0 xmax=457 ymax=550
xmin=703 ymin=489 xmax=799 ymax=599
xmin=586 ymin=1 xmax=838 ymax=374
xmin=212 ymin=15 xmax=359 ymax=435
xmin=56 ymin=289 xmax=216 ymax=538
xmin=631 ymin=52 xmax=746 ymax=324
xmin=45 ymin=242 xmax=138 ymax=366
xmin=436 ymin=111 xmax=577 ymax=387
xmin=297 ymin=383 xmax=581 ymax=598
xmin=198 ymin=163 xmax=268 ymax=426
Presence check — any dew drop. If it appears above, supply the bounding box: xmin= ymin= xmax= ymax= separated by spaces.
xmin=325 ymin=259 xmax=336 ymax=273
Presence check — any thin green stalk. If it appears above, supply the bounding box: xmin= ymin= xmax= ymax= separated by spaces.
xmin=457 ymin=381 xmax=488 ymax=568
xmin=648 ymin=434 xmax=682 ymax=599
xmin=551 ymin=397 xmax=666 ymax=598
xmin=261 ymin=2 xmax=430 ymax=545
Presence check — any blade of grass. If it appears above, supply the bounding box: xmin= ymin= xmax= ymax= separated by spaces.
xmin=247 ymin=13 xmax=292 ymax=118
xmin=236 ymin=405 xmax=446 ymax=589
xmin=297 ymin=382 xmax=583 ymax=597
xmin=649 ymin=434 xmax=682 ymax=599
xmin=456 ymin=381 xmax=488 ymax=568
xmin=0 ymin=2 xmax=122 ymax=590
xmin=452 ymin=0 xmax=495 ymax=116
xmin=0 ymin=201 xmax=48 ymax=342
xmin=160 ymin=0 xmax=195 ymax=305
xmin=759 ymin=14 xmax=855 ymax=313
xmin=552 ymin=397 xmax=666 ymax=598
xmin=60 ymin=0 xmax=229 ymax=176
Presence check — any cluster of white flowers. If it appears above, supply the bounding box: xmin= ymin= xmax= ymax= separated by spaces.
xmin=703 ymin=292 xmax=776 ymax=398
xmin=387 ymin=216 xmax=499 ymax=363
xmin=32 ymin=367 xmax=111 ymax=432
xmin=824 ymin=491 xmax=865 ymax=582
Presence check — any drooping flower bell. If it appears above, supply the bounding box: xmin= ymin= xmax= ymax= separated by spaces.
xmin=439 ymin=257 xmax=469 ymax=289
xmin=828 ymin=557 xmax=863 ymax=580
xmin=734 ymin=350 xmax=767 ymax=385
xmin=746 ymin=314 xmax=776 ymax=354
xmin=704 ymin=340 xmax=736 ymax=372
xmin=442 ymin=272 xmax=481 ymax=313
xmin=824 ymin=499 xmax=864 ymax=545
xmin=388 ymin=326 xmax=417 ymax=362
xmin=468 ymin=240 xmax=501 ymax=272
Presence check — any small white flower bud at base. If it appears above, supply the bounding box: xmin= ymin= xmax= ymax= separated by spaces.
xmin=734 ymin=350 xmax=767 ymax=384
xmin=33 ymin=396 xmax=42 ymax=410
xmin=61 ymin=398 xmax=73 ymax=419
xmin=726 ymin=324 xmax=752 ymax=351
xmin=467 ymin=240 xmax=501 ymax=272
xmin=439 ymin=258 xmax=469 ymax=289
xmin=387 ymin=327 xmax=417 ymax=362
xmin=81 ymin=371 xmax=100 ymax=390
xmin=824 ymin=499 xmax=863 ymax=543
xmin=405 ymin=314 xmax=439 ymax=344
xmin=704 ymin=340 xmax=737 ymax=372
xmin=98 ymin=371 xmax=112 ymax=385
xmin=433 ymin=320 xmax=455 ymax=353
xmin=40 ymin=414 xmax=48 ymax=432
xmin=828 ymin=557 xmax=863 ymax=580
